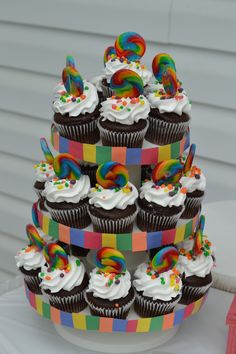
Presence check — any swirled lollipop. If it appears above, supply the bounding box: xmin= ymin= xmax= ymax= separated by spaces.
xmin=96 ymin=162 xmax=129 ymax=189
xmin=95 ymin=247 xmax=126 ymax=274
xmin=40 ymin=137 xmax=54 ymax=164
xmin=62 ymin=64 xmax=84 ymax=97
xmin=183 ymin=144 xmax=196 ymax=174
xmin=43 ymin=243 xmax=69 ymax=270
xmin=104 ymin=46 xmax=117 ymax=65
xmin=26 ymin=224 xmax=45 ymax=251
xmin=66 ymin=55 xmax=76 ymax=68
xmin=32 ymin=202 xmax=39 ymax=228
xmin=110 ymin=69 xmax=143 ymax=98
xmin=114 ymin=32 xmax=146 ymax=61
xmin=53 ymin=153 xmax=81 ymax=180
xmin=152 ymin=159 xmax=183 ymax=186
xmin=151 ymin=246 xmax=179 ymax=274
xmin=162 ymin=67 xmax=178 ymax=97
xmin=152 ymin=53 xmax=176 ymax=83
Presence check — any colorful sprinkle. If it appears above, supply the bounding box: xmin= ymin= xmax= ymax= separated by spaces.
xmin=183 ymin=144 xmax=196 ymax=174
xmin=26 ymin=224 xmax=45 ymax=251
xmin=152 ymin=53 xmax=176 ymax=83
xmin=40 ymin=138 xmax=54 ymax=164
xmin=162 ymin=67 xmax=178 ymax=97
xmin=151 ymin=246 xmax=179 ymax=274
xmin=43 ymin=243 xmax=69 ymax=270
xmin=104 ymin=46 xmax=117 ymax=65
xmin=114 ymin=32 xmax=146 ymax=61
xmin=96 ymin=162 xmax=129 ymax=189
xmin=152 ymin=159 xmax=183 ymax=186
xmin=95 ymin=247 xmax=126 ymax=274
xmin=110 ymin=69 xmax=143 ymax=98
xmin=62 ymin=61 xmax=84 ymax=97
xmin=53 ymin=153 xmax=81 ymax=180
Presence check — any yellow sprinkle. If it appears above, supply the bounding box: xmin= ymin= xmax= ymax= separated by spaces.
xmin=57 ymin=185 xmax=64 ymax=190
xmin=164 ymin=188 xmax=168 ymax=193
xmin=116 ymin=106 xmax=120 ymax=110
xmin=175 ymin=285 xmax=180 ymax=292
xmin=140 ymin=101 xmax=145 ymax=105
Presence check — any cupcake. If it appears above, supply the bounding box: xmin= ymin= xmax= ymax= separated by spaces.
xmin=137 ymin=159 xmax=186 ymax=232
xmin=15 ymin=224 xmax=46 ymax=294
xmin=40 ymin=243 xmax=88 ymax=313
xmin=146 ymin=54 xmax=191 ymax=145
xmin=98 ymin=69 xmax=150 ymax=147
xmin=85 ymin=248 xmax=135 ymax=319
xmin=101 ymin=32 xmax=152 ymax=98
xmin=177 ymin=216 xmax=214 ymax=305
xmin=33 ymin=161 xmax=55 ymax=200
xmin=180 ymin=145 xmax=206 ymax=218
xmin=90 ymin=75 xmax=105 ymax=104
xmin=53 ymin=55 xmax=100 ymax=143
xmin=88 ymin=162 xmax=138 ymax=233
xmin=43 ymin=153 xmax=91 ymax=229
xmin=133 ymin=246 xmax=182 ymax=317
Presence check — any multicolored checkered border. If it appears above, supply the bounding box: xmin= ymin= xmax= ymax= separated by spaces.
xmin=36 ymin=206 xmax=199 ymax=251
xmin=25 ymin=285 xmax=208 ymax=332
xmin=50 ymin=125 xmax=190 ymax=165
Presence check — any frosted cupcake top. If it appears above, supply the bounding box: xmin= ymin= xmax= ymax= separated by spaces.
xmin=34 ymin=161 xmax=56 ymax=183
xmin=90 ymin=75 xmax=105 ymax=93
xmin=180 ymin=165 xmax=206 ymax=193
xmin=15 ymin=245 xmax=45 ymax=271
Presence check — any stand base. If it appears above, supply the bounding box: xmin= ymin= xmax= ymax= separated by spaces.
xmin=54 ymin=324 xmax=179 ymax=353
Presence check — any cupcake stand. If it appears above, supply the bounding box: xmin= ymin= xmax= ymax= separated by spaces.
xmin=25 ymin=125 xmax=209 ymax=353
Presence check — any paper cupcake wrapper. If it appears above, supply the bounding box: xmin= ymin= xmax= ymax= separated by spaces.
xmin=54 ymin=119 xmax=100 ymax=144
xmin=100 ymin=82 xmax=113 ymax=99
xmin=84 ymin=292 xmax=135 ymax=319
xmin=23 ymin=275 xmax=42 ymax=295
xmin=181 ymin=195 xmax=204 ymax=219
xmin=98 ymin=120 xmax=149 ymax=148
xmin=45 ymin=289 xmax=87 ymax=313
xmin=46 ymin=202 xmax=91 ymax=229
xmin=134 ymin=292 xmax=181 ymax=318
xmin=145 ymin=115 xmax=190 ymax=145
xmin=88 ymin=208 xmax=138 ymax=233
xmin=137 ymin=208 xmax=183 ymax=232
xmin=180 ymin=281 xmax=212 ymax=305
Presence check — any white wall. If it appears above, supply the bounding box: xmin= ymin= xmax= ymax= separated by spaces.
xmin=0 ymin=0 xmax=236 ymax=280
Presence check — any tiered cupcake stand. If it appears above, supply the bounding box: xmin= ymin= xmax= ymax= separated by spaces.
xmin=25 ymin=125 xmax=208 ymax=353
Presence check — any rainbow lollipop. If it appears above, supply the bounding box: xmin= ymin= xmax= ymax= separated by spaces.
xmin=198 ymin=215 xmax=205 ymax=233
xmin=151 ymin=246 xmax=179 ymax=274
xmin=95 ymin=247 xmax=126 ymax=274
xmin=162 ymin=67 xmax=178 ymax=97
xmin=62 ymin=65 xmax=84 ymax=97
xmin=114 ymin=32 xmax=146 ymax=61
xmin=32 ymin=202 xmax=39 ymax=228
xmin=43 ymin=243 xmax=69 ymax=270
xmin=66 ymin=55 xmax=76 ymax=68
xmin=104 ymin=46 xmax=117 ymax=65
xmin=53 ymin=153 xmax=81 ymax=180
xmin=183 ymin=144 xmax=196 ymax=174
xmin=40 ymin=138 xmax=54 ymax=164
xmin=110 ymin=69 xmax=143 ymax=98
xmin=96 ymin=162 xmax=129 ymax=189
xmin=193 ymin=229 xmax=204 ymax=256
xmin=26 ymin=224 xmax=45 ymax=251
xmin=152 ymin=159 xmax=183 ymax=186
xmin=152 ymin=53 xmax=176 ymax=83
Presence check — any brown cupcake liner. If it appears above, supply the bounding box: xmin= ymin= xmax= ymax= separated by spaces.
xmin=46 ymin=290 xmax=87 ymax=313
xmin=181 ymin=195 xmax=204 ymax=219
xmin=134 ymin=292 xmax=181 ymax=318
xmin=137 ymin=208 xmax=183 ymax=232
xmin=23 ymin=275 xmax=42 ymax=295
xmin=84 ymin=292 xmax=135 ymax=319
xmin=46 ymin=202 xmax=91 ymax=229
xmin=145 ymin=115 xmax=190 ymax=145
xmin=88 ymin=208 xmax=138 ymax=233
xmin=54 ymin=119 xmax=100 ymax=144
xmin=98 ymin=120 xmax=149 ymax=148
xmin=179 ymin=282 xmax=212 ymax=305
xmin=100 ymin=82 xmax=113 ymax=99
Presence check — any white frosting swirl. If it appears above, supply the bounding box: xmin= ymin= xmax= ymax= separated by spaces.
xmin=148 ymin=91 xmax=191 ymax=116
xmin=177 ymin=254 xmax=213 ymax=278
xmin=89 ymin=182 xmax=138 ymax=210
xmin=43 ymin=176 xmax=91 ymax=203
xmin=34 ymin=161 xmax=56 ymax=183
xmin=100 ymin=96 xmax=150 ymax=125
xmin=39 ymin=256 xmax=86 ymax=293
xmin=52 ymin=80 xmax=99 ymax=117
xmin=86 ymin=268 xmax=131 ymax=301
xmin=133 ymin=263 xmax=182 ymax=301
xmin=90 ymin=75 xmax=105 ymax=93
xmin=15 ymin=246 xmax=45 ymax=271
xmin=180 ymin=169 xmax=206 ymax=193
xmin=140 ymin=180 xmax=186 ymax=208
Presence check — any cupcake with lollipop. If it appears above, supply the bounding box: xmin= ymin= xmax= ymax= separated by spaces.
xmin=137 ymin=159 xmax=186 ymax=232
xmin=101 ymin=32 xmax=152 ymax=98
xmin=39 ymin=243 xmax=88 ymax=312
xmin=43 ymin=153 xmax=91 ymax=229
xmin=146 ymin=53 xmax=191 ymax=145
xmin=180 ymin=144 xmax=206 ymax=218
xmin=88 ymin=162 xmax=138 ymax=233
xmin=53 ymin=55 xmax=100 ymax=143
xmin=15 ymin=224 xmax=46 ymax=294
xmin=177 ymin=216 xmax=214 ymax=305
xmin=133 ymin=246 xmax=182 ymax=317
xmin=85 ymin=247 xmax=135 ymax=319
xmin=98 ymin=69 xmax=150 ymax=147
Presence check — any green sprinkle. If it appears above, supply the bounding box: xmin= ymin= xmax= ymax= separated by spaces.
xmin=115 ymin=187 xmax=120 ymax=192
xmin=160 ymin=277 xmax=165 ymax=285
xmin=76 ymin=259 xmax=81 ymax=266
xmin=120 ymin=106 xmax=123 ymax=109
xmin=64 ymin=93 xmax=69 ymax=97
xmin=108 ymin=279 xmax=113 ymax=287
xmin=127 ymin=108 xmax=131 ymax=112
xmin=140 ymin=96 xmax=143 ymax=99
xmin=40 ymin=272 xmax=45 ymax=277
xmin=147 ymin=272 xmax=152 ymax=276
xmin=65 ymin=182 xmax=69 ymax=188
xmin=84 ymin=86 xmax=89 ymax=90
xmin=77 ymin=99 xmax=81 ymax=103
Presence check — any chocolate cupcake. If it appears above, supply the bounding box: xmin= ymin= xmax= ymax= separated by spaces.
xmin=53 ymin=56 xmax=100 ymax=143
xmin=40 ymin=243 xmax=88 ymax=313
xmin=85 ymin=248 xmax=135 ymax=319
xmin=88 ymin=162 xmax=138 ymax=233
xmin=33 ymin=161 xmax=56 ymax=211
xmin=98 ymin=69 xmax=150 ymax=148
xmin=137 ymin=160 xmax=186 ymax=232
xmin=15 ymin=225 xmax=46 ymax=294
xmin=133 ymin=246 xmax=182 ymax=317
xmin=177 ymin=216 xmax=214 ymax=305
xmin=90 ymin=75 xmax=106 ymax=104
